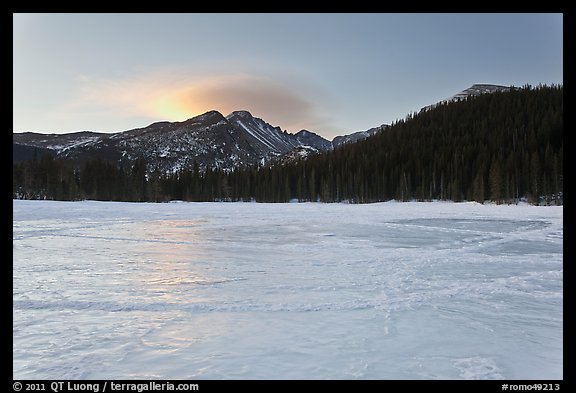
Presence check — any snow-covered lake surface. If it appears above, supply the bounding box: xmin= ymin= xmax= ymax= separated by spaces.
xmin=13 ymin=200 xmax=563 ymax=380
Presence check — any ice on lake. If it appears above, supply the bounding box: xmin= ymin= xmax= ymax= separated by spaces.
xmin=12 ymin=200 xmax=563 ymax=379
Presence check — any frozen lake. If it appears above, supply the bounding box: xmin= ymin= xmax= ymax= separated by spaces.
xmin=13 ymin=200 xmax=563 ymax=380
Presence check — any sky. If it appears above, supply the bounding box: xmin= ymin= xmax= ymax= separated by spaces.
xmin=13 ymin=13 xmax=563 ymax=140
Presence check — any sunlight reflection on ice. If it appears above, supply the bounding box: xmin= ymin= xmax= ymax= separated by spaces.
xmin=13 ymin=200 xmax=562 ymax=380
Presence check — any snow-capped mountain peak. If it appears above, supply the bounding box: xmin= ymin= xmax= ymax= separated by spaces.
xmin=446 ymin=84 xmax=510 ymax=102
xmin=421 ymin=83 xmax=511 ymax=112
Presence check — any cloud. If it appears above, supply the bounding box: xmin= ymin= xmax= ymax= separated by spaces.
xmin=72 ymin=69 xmax=332 ymax=133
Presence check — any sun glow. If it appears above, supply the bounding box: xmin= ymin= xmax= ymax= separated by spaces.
xmin=146 ymin=74 xmax=260 ymax=122
xmin=73 ymin=70 xmax=329 ymax=133
xmin=152 ymin=93 xmax=203 ymax=122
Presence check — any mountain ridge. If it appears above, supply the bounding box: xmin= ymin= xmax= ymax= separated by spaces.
xmin=13 ymin=109 xmax=387 ymax=171
xmin=13 ymin=84 xmax=511 ymax=171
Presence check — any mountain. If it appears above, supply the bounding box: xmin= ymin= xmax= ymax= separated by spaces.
xmin=294 ymin=130 xmax=333 ymax=151
xmin=446 ymin=83 xmax=510 ymax=100
xmin=13 ymin=110 xmax=384 ymax=172
xmin=421 ymin=83 xmax=511 ymax=112
xmin=15 ymin=111 xmax=251 ymax=171
xmin=12 ymin=131 xmax=104 ymax=162
xmin=13 ymin=110 xmax=333 ymax=172
xmin=332 ymin=125 xmax=386 ymax=149
xmin=225 ymin=110 xmax=298 ymax=157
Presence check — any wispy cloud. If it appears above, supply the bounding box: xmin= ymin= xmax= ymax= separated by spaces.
xmin=71 ymin=69 xmax=334 ymax=133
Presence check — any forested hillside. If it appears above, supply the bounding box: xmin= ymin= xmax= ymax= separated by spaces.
xmin=13 ymin=85 xmax=562 ymax=204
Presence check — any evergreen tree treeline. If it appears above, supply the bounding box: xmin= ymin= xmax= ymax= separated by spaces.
xmin=13 ymin=85 xmax=563 ymax=205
